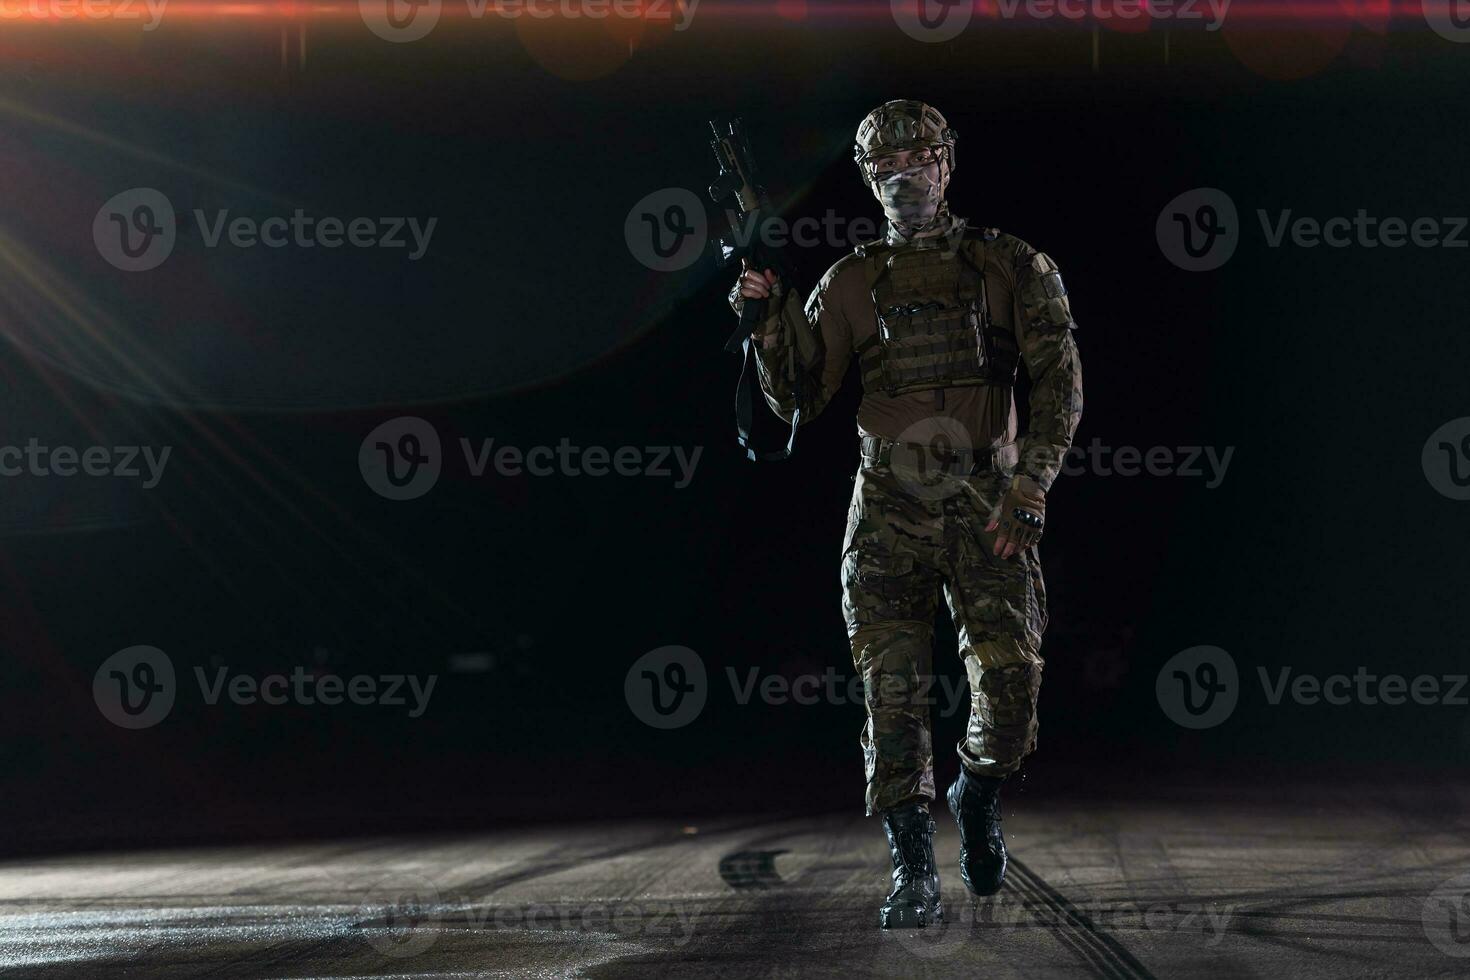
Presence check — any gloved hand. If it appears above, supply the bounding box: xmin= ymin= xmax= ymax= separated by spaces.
xmin=730 ymin=261 xmax=783 ymax=345
xmin=985 ymin=474 xmax=1045 ymax=559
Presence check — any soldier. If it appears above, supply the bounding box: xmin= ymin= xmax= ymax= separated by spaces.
xmin=731 ymin=100 xmax=1083 ymax=928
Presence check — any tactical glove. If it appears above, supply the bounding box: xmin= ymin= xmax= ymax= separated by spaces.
xmin=986 ymin=474 xmax=1045 ymax=559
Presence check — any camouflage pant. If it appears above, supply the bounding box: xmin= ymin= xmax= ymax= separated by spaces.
xmin=842 ymin=459 xmax=1047 ymax=816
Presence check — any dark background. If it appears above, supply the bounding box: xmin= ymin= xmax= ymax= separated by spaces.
xmin=1 ymin=5 xmax=1468 ymax=852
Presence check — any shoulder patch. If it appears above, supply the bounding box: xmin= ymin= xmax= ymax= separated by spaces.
xmin=1018 ymin=249 xmax=1076 ymax=331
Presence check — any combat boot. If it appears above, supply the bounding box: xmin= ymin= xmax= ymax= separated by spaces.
xmin=945 ymin=768 xmax=1007 ymax=896
xmin=878 ymin=803 xmax=943 ymax=929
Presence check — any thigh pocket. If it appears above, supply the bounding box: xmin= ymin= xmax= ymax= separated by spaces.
xmin=950 ymin=551 xmax=1040 ymax=651
xmin=842 ymin=550 xmax=932 ymax=627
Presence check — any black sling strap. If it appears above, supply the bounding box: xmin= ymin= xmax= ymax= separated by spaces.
xmin=725 ymin=309 xmax=802 ymax=462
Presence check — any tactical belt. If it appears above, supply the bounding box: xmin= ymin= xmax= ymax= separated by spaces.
xmin=860 ymin=436 xmax=1018 ymax=476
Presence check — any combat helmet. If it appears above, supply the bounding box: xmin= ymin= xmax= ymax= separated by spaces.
xmin=853 ymin=100 xmax=957 ymax=184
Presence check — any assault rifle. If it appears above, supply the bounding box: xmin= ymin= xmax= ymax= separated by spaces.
xmin=707 ymin=116 xmax=803 ymax=461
